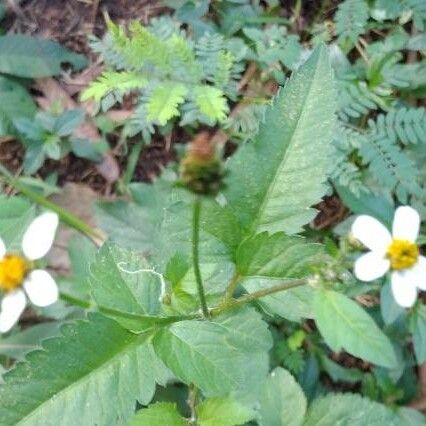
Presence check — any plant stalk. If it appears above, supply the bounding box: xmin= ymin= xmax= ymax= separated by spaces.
xmin=192 ymin=196 xmax=210 ymax=319
xmin=0 ymin=164 xmax=103 ymax=243
xmin=211 ymin=278 xmax=308 ymax=317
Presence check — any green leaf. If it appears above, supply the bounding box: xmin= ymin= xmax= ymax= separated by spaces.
xmin=318 ymin=355 xmax=363 ymax=384
xmin=147 ymin=83 xmax=187 ymax=125
xmin=303 ymin=393 xmax=403 ymax=425
xmin=243 ymin=278 xmax=316 ymax=322
xmin=380 ymin=280 xmax=404 ymax=325
xmin=96 ymin=188 xmax=238 ymax=296
xmin=153 ymin=307 xmax=272 ymax=397
xmin=0 ymin=34 xmax=87 ymax=77
xmin=194 ymin=85 xmax=228 ymax=122
xmin=81 ymin=71 xmax=148 ymax=103
xmin=223 ymin=44 xmax=336 ymax=236
xmin=258 ymin=367 xmax=306 ymax=426
xmin=127 ymin=403 xmax=186 ymax=426
xmin=335 ymin=185 xmax=394 ymax=228
xmin=0 ymin=77 xmax=36 ymax=136
xmin=89 ymin=243 xmax=163 ymax=332
xmin=0 ymin=196 xmax=36 ymax=251
xmin=197 ymin=397 xmax=255 ymax=426
xmin=409 ymin=304 xmax=426 ymax=364
xmin=313 ymin=290 xmax=398 ymax=369
xmin=0 ymin=314 xmax=170 ymax=425
xmin=236 ymin=231 xmax=323 ymax=278
xmin=0 ymin=323 xmax=61 ymax=360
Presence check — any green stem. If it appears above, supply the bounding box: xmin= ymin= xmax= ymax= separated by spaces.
xmin=0 ymin=164 xmax=103 ymax=242
xmin=222 ymin=272 xmax=241 ymax=305
xmin=211 ymin=278 xmax=308 ymax=317
xmin=192 ymin=196 xmax=210 ymax=319
xmin=60 ymin=292 xmax=197 ymax=324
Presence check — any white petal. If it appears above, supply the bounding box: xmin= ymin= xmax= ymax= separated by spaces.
xmin=391 ymin=271 xmax=418 ymax=308
xmin=0 ymin=290 xmax=26 ymax=333
xmin=354 ymin=252 xmax=390 ymax=282
xmin=403 ymin=256 xmax=426 ymax=291
xmin=351 ymin=215 xmax=392 ymax=253
xmin=24 ymin=270 xmax=58 ymax=307
xmin=22 ymin=212 xmax=59 ymax=260
xmin=0 ymin=237 xmax=5 ymax=259
xmin=392 ymin=206 xmax=420 ymax=242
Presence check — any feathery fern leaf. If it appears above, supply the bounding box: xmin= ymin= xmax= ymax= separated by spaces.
xmin=83 ymin=19 xmax=239 ymax=134
xmin=146 ymin=83 xmax=188 ymax=125
xmin=335 ymin=0 xmax=369 ymax=44
xmin=368 ymin=107 xmax=426 ymax=145
xmin=80 ymin=71 xmax=147 ymax=103
xmin=193 ymin=85 xmax=229 ymax=122
xmin=359 ymin=129 xmax=422 ymax=202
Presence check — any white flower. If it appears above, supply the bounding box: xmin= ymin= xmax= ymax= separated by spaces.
xmin=351 ymin=206 xmax=426 ymax=308
xmin=0 ymin=212 xmax=59 ymax=333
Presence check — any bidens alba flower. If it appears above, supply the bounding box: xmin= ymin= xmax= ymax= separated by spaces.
xmin=351 ymin=206 xmax=426 ymax=308
xmin=0 ymin=212 xmax=59 ymax=333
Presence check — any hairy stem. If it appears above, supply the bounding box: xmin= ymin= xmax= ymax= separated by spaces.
xmin=0 ymin=164 xmax=103 ymax=243
xmin=211 ymin=278 xmax=308 ymax=317
xmin=222 ymin=272 xmax=241 ymax=305
xmin=192 ymin=196 xmax=210 ymax=319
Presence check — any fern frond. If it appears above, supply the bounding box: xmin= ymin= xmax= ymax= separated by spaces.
xmin=330 ymin=125 xmax=369 ymax=195
xmin=359 ymin=129 xmax=422 ymax=202
xmin=224 ymin=104 xmax=267 ymax=142
xmin=335 ymin=0 xmax=369 ymax=44
xmin=368 ymin=107 xmax=426 ymax=146
xmin=81 ymin=71 xmax=147 ymax=103
xmin=146 ymin=83 xmax=187 ymax=125
xmin=337 ymin=78 xmax=388 ymax=121
xmin=193 ymin=86 xmax=228 ymax=122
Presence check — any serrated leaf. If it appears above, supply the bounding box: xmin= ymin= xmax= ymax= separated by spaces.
xmin=194 ymin=85 xmax=228 ymax=121
xmin=0 ymin=323 xmax=61 ymax=360
xmin=0 ymin=34 xmax=86 ymax=77
xmin=303 ymin=393 xmax=403 ymax=425
xmin=409 ymin=304 xmax=426 ymax=364
xmin=243 ymin=278 xmax=316 ymax=322
xmin=258 ymin=367 xmax=306 ymax=426
xmin=237 ymin=231 xmax=323 ymax=278
xmin=223 ymin=45 xmax=336 ymax=236
xmin=127 ymin=403 xmax=186 ymax=426
xmin=89 ymin=243 xmax=163 ymax=332
xmin=153 ymin=307 xmax=272 ymax=397
xmin=313 ymin=290 xmax=398 ymax=369
xmin=96 ymin=188 xmax=238 ymax=296
xmin=196 ymin=397 xmax=255 ymax=426
xmin=147 ymin=83 xmax=187 ymax=125
xmin=0 ymin=314 xmax=170 ymax=426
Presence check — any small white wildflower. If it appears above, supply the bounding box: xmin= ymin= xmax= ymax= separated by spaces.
xmin=0 ymin=212 xmax=59 ymax=333
xmin=351 ymin=206 xmax=426 ymax=308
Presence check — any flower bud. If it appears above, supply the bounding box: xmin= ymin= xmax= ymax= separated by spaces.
xmin=179 ymin=132 xmax=225 ymax=196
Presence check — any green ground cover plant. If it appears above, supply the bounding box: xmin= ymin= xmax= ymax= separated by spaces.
xmin=0 ymin=0 xmax=425 ymax=425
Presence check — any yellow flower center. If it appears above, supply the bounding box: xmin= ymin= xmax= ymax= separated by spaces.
xmin=386 ymin=239 xmax=419 ymax=270
xmin=0 ymin=254 xmax=30 ymax=292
